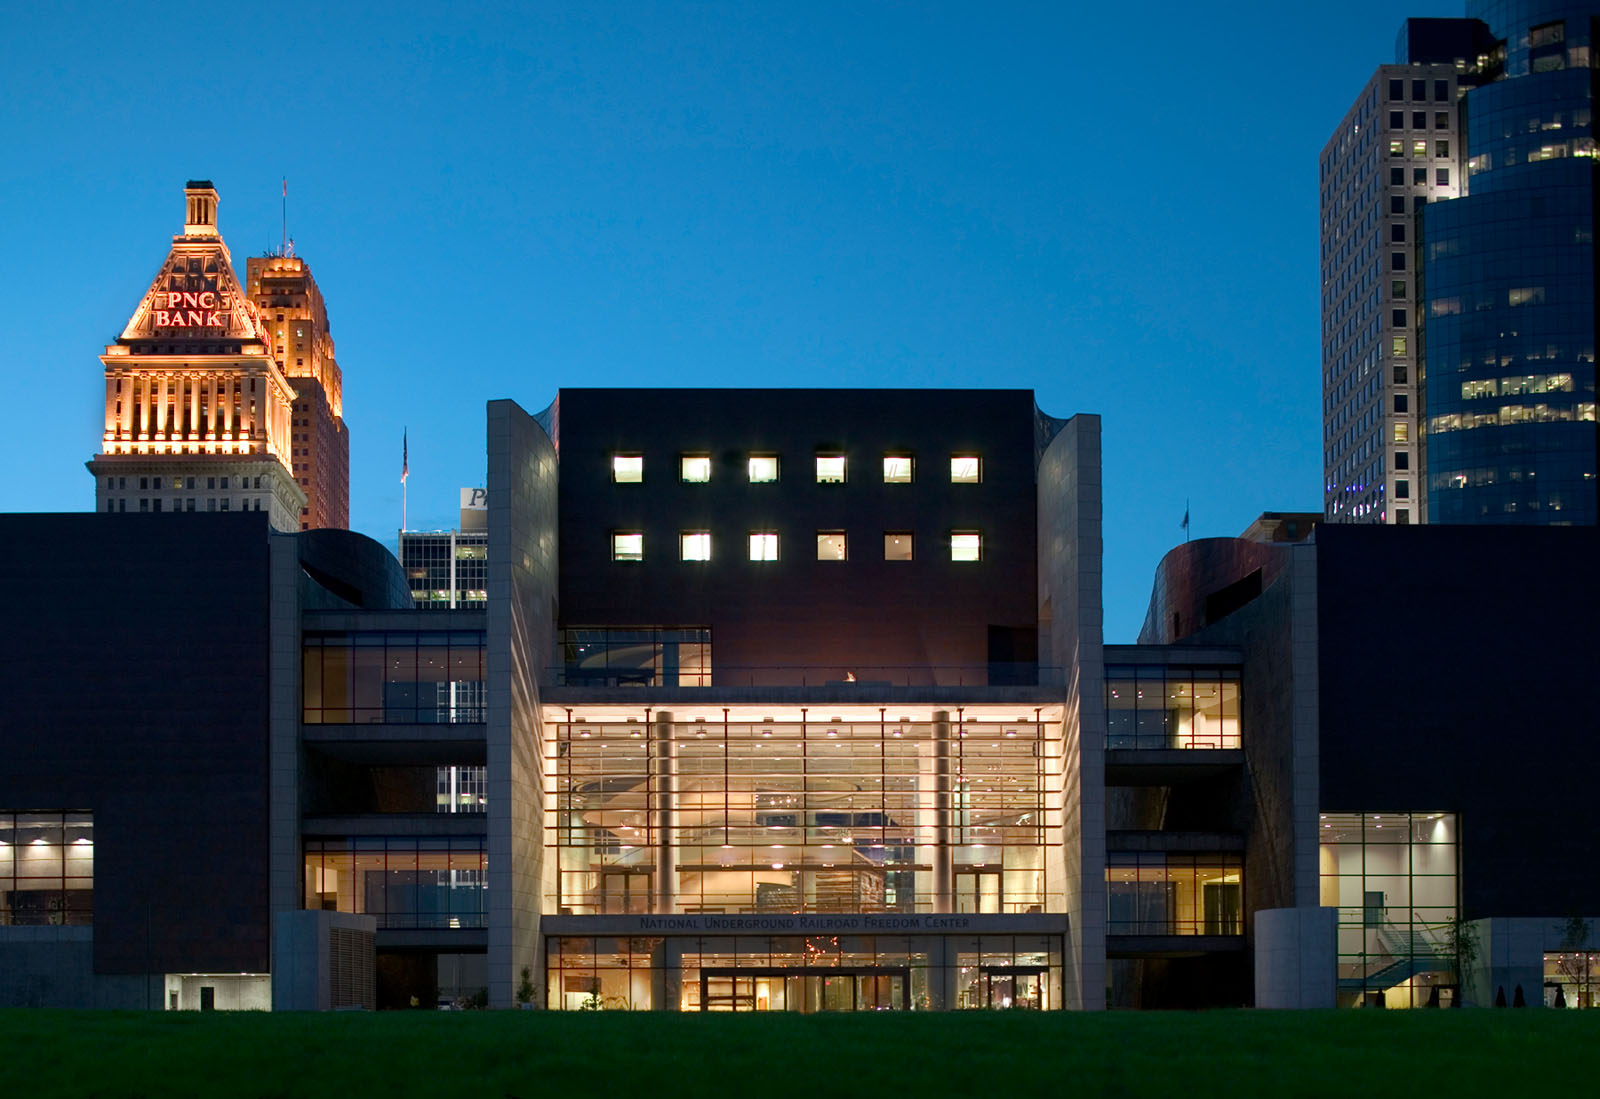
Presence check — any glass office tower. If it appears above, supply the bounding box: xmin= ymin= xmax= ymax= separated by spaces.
xmin=1422 ymin=2 xmax=1600 ymax=523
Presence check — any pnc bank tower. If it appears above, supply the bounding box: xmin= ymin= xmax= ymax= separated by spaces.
xmin=86 ymin=181 xmax=349 ymax=530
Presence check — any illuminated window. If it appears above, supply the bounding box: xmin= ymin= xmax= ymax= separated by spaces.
xmin=816 ymin=455 xmax=846 ymax=483
xmin=1389 ymin=140 xmax=1404 ymax=157
xmin=748 ymin=454 xmax=779 ymax=483
xmin=612 ymin=454 xmax=643 ymax=483
xmin=749 ymin=532 xmax=779 ymax=561
xmin=817 ymin=531 xmax=847 ymax=561
xmin=950 ymin=531 xmax=982 ymax=562
xmin=950 ymin=455 xmax=981 ymax=483
xmin=1413 ymin=139 xmax=1427 ymax=157
xmin=680 ymin=455 xmax=711 ymax=483
xmin=884 ymin=532 xmax=913 ymax=561
xmin=1393 ymin=336 xmax=1408 ymax=356
xmin=1394 ymin=422 xmax=1410 ymax=443
xmin=680 ymin=531 xmax=711 ymax=561
xmin=612 ymin=532 xmax=643 ymax=562
xmin=882 ymin=455 xmax=913 ymax=483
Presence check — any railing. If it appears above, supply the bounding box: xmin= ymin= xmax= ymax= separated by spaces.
xmin=1106 ymin=730 xmax=1242 ymax=750
xmin=549 ymin=664 xmax=1065 ymax=689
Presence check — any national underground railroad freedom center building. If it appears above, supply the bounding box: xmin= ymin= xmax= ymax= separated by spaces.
xmin=4 ymin=390 xmax=1597 ymax=1011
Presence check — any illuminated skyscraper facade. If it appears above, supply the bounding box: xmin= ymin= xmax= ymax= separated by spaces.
xmin=1321 ymin=5 xmax=1600 ymax=525
xmin=87 ymin=182 xmax=305 ymax=528
xmin=246 ymin=253 xmax=350 ymax=530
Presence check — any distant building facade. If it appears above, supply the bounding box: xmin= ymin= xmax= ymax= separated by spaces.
xmin=399 ymin=489 xmax=489 ymax=609
xmin=1321 ymin=6 xmax=1600 ymax=525
xmin=245 ymin=253 xmax=350 ymax=529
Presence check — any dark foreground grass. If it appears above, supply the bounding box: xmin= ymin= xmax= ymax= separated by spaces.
xmin=2 ymin=1008 xmax=1597 ymax=1098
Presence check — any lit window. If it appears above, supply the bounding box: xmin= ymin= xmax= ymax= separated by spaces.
xmin=748 ymin=454 xmax=779 ymax=483
xmin=1393 ymin=336 xmax=1408 ymax=356
xmin=950 ymin=532 xmax=982 ymax=562
xmin=1394 ymin=422 xmax=1410 ymax=443
xmin=612 ymin=532 xmax=643 ymax=562
xmin=680 ymin=531 xmax=711 ymax=561
xmin=950 ymin=455 xmax=981 ymax=483
xmin=882 ymin=455 xmax=913 ymax=483
xmin=681 ymin=455 xmax=711 ymax=483
xmin=612 ymin=454 xmax=643 ymax=483
xmin=1389 ymin=140 xmax=1404 ymax=157
xmin=749 ymin=532 xmax=779 ymax=561
xmin=1413 ymin=139 xmax=1427 ymax=157
xmin=816 ymin=455 xmax=846 ymax=483
xmin=884 ymin=532 xmax=913 ymax=561
xmin=817 ymin=531 xmax=847 ymax=561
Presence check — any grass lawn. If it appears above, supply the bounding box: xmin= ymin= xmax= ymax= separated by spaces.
xmin=1 ymin=1008 xmax=1596 ymax=1098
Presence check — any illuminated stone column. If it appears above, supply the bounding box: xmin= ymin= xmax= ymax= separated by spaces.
xmin=649 ymin=936 xmax=684 ymax=1011
xmin=155 ymin=374 xmax=169 ymax=438
xmin=652 ymin=710 xmax=677 ymax=913
xmin=932 ymin=709 xmax=954 ymax=912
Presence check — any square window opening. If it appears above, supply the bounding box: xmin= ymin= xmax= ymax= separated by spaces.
xmin=612 ymin=454 xmax=643 ymax=483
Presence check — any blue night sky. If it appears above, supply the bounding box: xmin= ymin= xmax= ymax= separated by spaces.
xmin=0 ymin=2 xmax=1452 ymax=641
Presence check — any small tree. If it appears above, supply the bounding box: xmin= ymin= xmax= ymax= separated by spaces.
xmin=516 ymin=966 xmax=535 ymax=1007
xmin=1555 ymin=916 xmax=1593 ymax=1009
xmin=1444 ymin=917 xmax=1480 ymax=1007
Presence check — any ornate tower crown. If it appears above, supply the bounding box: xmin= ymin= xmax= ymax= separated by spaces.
xmin=115 ymin=182 xmax=270 ymax=345
xmin=182 ymin=180 xmax=220 ymax=239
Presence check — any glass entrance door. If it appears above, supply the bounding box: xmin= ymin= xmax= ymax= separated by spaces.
xmin=981 ymin=966 xmax=1047 ymax=1009
xmin=956 ymin=869 xmax=1004 ymax=913
xmin=701 ymin=968 xmax=909 ymax=1012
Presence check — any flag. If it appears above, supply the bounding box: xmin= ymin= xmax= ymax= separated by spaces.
xmin=282 ymin=178 xmax=287 ymax=198
xmin=401 ymin=429 xmax=409 ymax=483
xmin=1180 ymin=504 xmax=1189 ymax=531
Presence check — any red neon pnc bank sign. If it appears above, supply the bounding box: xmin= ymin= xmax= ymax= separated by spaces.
xmin=154 ymin=290 xmax=229 ymax=329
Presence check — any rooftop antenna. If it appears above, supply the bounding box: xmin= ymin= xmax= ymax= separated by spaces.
xmin=280 ymin=178 xmax=288 ymax=257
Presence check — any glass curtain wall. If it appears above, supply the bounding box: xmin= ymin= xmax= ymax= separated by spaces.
xmin=0 ymin=812 xmax=93 ymax=926
xmin=1105 ymin=853 xmax=1243 ymax=935
xmin=1319 ymin=812 xmax=1458 ymax=1007
xmin=1545 ymin=951 xmax=1600 ymax=1008
xmin=303 ymin=837 xmax=488 ymax=929
xmin=302 ymin=631 xmax=486 ymax=724
xmin=547 ymin=933 xmax=1062 ymax=1011
xmin=559 ymin=628 xmax=712 ymax=687
xmin=549 ymin=715 xmax=1062 ymax=916
xmin=1105 ymin=667 xmax=1241 ymax=749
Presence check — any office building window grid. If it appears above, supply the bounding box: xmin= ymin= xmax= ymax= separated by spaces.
xmin=0 ymin=812 xmax=93 ymax=927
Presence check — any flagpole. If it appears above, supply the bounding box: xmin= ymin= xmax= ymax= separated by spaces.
xmin=401 ymin=428 xmax=409 ymax=532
